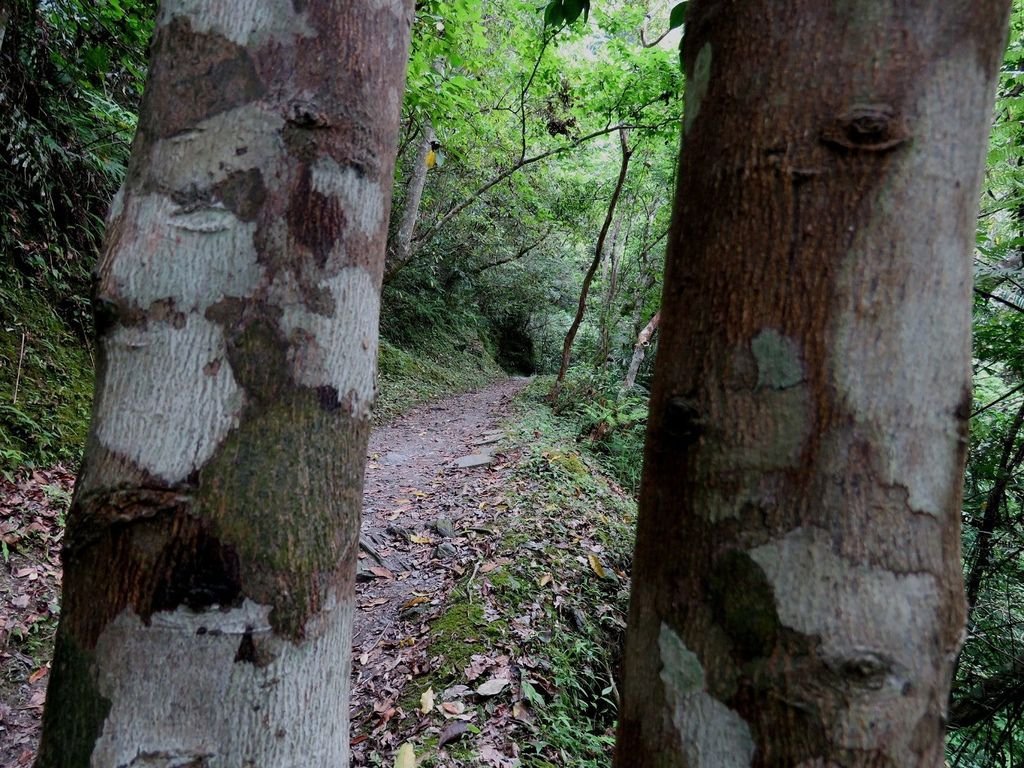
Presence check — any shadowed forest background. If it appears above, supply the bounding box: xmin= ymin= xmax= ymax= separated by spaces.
xmin=1 ymin=0 xmax=1024 ymax=765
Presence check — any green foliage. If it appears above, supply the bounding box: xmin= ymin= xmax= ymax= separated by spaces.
xmin=530 ymin=369 xmax=648 ymax=494
xmin=0 ymin=265 xmax=93 ymax=472
xmin=947 ymin=3 xmax=1024 ymax=762
xmin=0 ymin=1 xmax=153 ymax=337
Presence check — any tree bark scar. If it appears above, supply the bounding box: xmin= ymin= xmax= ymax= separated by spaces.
xmin=284 ymin=99 xmax=333 ymax=129
xmin=663 ymin=396 xmax=704 ymax=446
xmin=821 ymin=104 xmax=910 ymax=152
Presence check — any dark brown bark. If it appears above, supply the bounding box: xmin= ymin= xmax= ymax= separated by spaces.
xmin=615 ymin=1 xmax=1011 ymax=765
xmin=550 ymin=128 xmax=633 ymax=399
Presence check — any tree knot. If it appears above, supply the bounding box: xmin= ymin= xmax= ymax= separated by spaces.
xmin=821 ymin=104 xmax=909 ymax=152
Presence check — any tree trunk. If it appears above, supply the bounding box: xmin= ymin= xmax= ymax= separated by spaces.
xmin=615 ymin=2 xmax=1010 ymax=766
xmin=550 ymin=128 xmax=632 ymax=399
xmin=385 ymin=121 xmax=434 ymax=281
xmin=35 ymin=1 xmax=413 ymax=765
xmin=623 ymin=310 xmax=659 ymax=391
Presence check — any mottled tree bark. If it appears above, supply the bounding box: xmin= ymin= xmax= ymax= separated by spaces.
xmin=615 ymin=2 xmax=1010 ymax=766
xmin=35 ymin=1 xmax=413 ymax=765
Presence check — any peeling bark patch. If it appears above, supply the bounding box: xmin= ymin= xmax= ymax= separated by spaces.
xmin=317 ymin=385 xmax=341 ymax=412
xmin=751 ymin=329 xmax=803 ymax=389
xmin=143 ymin=17 xmax=264 ymax=140
xmin=158 ymin=0 xmax=315 ymax=46
xmin=94 ymin=316 xmax=243 ymax=484
xmin=748 ymin=527 xmax=941 ymax=760
xmin=146 ymin=104 xmax=287 ymax=194
xmin=225 ymin=317 xmax=292 ymax=405
xmin=150 ymin=532 xmax=242 ymax=614
xmin=663 ymin=396 xmax=704 ymax=446
xmin=658 ymin=623 xmax=755 ymax=767
xmin=214 ymin=169 xmax=267 ymax=221
xmin=280 ymin=267 xmax=380 ymax=418
xmin=104 ymin=193 xmax=263 ymax=314
xmin=684 ymin=43 xmax=712 ymax=134
xmin=310 ymin=156 xmax=385 ymax=237
xmin=196 ymin=393 xmax=367 ymax=639
xmin=234 ymin=627 xmax=275 ymax=667
xmin=287 ymin=167 xmax=346 ymax=267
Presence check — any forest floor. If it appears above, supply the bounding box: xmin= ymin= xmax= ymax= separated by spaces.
xmin=0 ymin=377 xmax=636 ymax=768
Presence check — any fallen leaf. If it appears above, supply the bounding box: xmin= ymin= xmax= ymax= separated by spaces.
xmin=476 ymin=678 xmax=508 ymax=697
xmin=442 ymin=684 xmax=472 ymax=699
xmin=28 ymin=666 xmax=48 ymax=684
xmin=537 ymin=573 xmax=552 ymax=587
xmin=438 ymin=720 xmax=471 ymax=748
xmin=394 ymin=742 xmax=415 ymax=768
xmin=409 ymin=534 xmax=432 ymax=544
xmin=464 ymin=654 xmax=490 ymax=681
xmin=478 ymin=744 xmax=520 ymax=768
xmin=441 ymin=701 xmax=465 ymax=716
xmin=420 ymin=687 xmax=434 ymax=714
xmin=369 ymin=566 xmax=395 ymax=580
xmin=587 ymin=554 xmax=607 ymax=579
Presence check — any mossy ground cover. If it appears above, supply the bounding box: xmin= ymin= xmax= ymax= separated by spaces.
xmin=0 ymin=267 xmax=93 ymax=474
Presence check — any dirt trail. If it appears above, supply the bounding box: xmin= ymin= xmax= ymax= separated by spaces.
xmin=350 ymin=377 xmax=529 ymax=760
xmin=0 ymin=378 xmax=529 ymax=767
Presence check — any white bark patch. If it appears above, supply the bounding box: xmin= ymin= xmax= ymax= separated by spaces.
xmin=90 ymin=597 xmax=352 ymax=767
xmin=157 ymin=0 xmax=314 ymax=46
xmin=831 ymin=50 xmax=983 ymax=518
xmin=751 ymin=328 xmax=803 ymax=389
xmin=658 ymin=623 xmax=755 ymax=767
xmin=107 ymin=194 xmax=263 ymax=314
xmin=107 ymin=185 xmax=126 ymax=225
xmin=147 ymin=105 xmax=287 ymax=191
xmin=311 ymin=157 xmax=385 ymax=237
xmin=279 ymin=267 xmax=380 ymax=417
xmin=95 ymin=316 xmax=242 ymax=484
xmin=684 ymin=43 xmax=712 ymax=134
xmin=749 ymin=527 xmax=940 ymax=760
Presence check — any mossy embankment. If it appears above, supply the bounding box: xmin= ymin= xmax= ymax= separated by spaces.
xmin=0 ymin=265 xmax=93 ymax=473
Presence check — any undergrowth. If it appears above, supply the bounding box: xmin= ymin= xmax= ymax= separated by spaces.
xmin=530 ymin=369 xmax=649 ymax=495
xmin=0 ymin=266 xmax=93 ymax=474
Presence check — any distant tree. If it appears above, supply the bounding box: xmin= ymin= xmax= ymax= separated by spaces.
xmin=615 ymin=1 xmax=1011 ymax=765
xmin=34 ymin=1 xmax=413 ymax=765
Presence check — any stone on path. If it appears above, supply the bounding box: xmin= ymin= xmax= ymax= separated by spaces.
xmin=453 ymin=453 xmax=493 ymax=468
xmin=433 ymin=518 xmax=456 ymax=538
xmin=471 ymin=432 xmax=504 ymax=446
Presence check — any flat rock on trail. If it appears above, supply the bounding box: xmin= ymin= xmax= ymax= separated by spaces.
xmin=350 ymin=377 xmax=529 ymax=759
